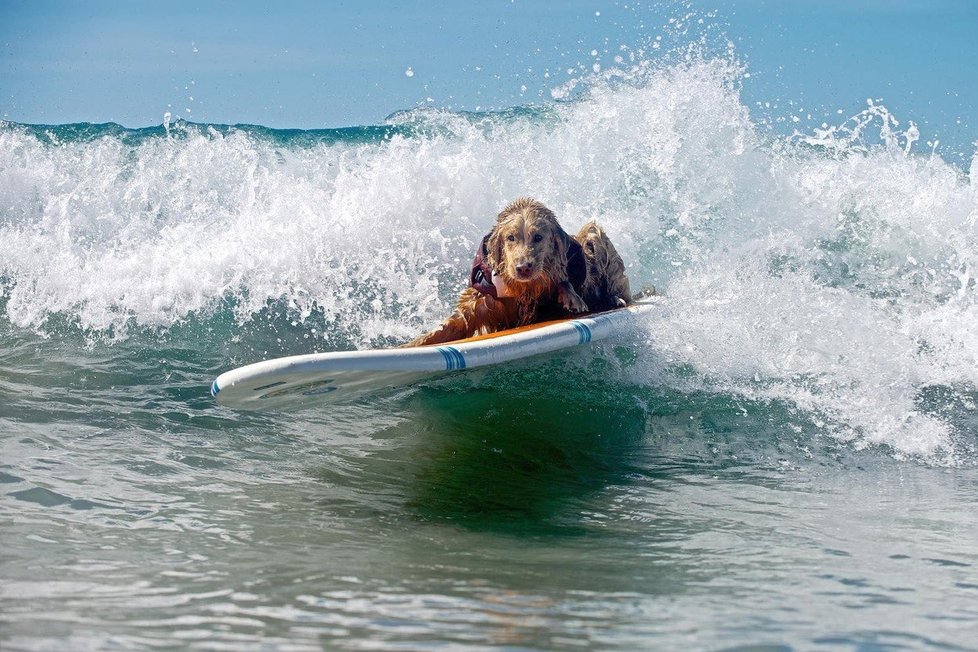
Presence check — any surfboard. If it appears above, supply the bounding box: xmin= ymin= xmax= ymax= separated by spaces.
xmin=211 ymin=297 xmax=661 ymax=409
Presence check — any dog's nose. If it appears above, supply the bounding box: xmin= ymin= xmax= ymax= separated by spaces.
xmin=516 ymin=261 xmax=534 ymax=277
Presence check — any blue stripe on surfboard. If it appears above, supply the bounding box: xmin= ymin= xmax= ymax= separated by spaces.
xmin=450 ymin=346 xmax=465 ymax=369
xmin=437 ymin=347 xmax=453 ymax=369
xmin=437 ymin=345 xmax=466 ymax=370
xmin=571 ymin=320 xmax=592 ymax=345
xmin=211 ymin=380 xmax=221 ymax=397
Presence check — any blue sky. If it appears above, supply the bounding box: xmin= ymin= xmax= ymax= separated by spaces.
xmin=1 ymin=0 xmax=975 ymax=161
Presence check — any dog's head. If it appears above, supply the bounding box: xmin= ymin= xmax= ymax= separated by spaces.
xmin=578 ymin=222 xmax=612 ymax=272
xmin=485 ymin=198 xmax=573 ymax=290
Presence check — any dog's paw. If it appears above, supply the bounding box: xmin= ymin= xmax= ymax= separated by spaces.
xmin=558 ymin=285 xmax=588 ymax=313
xmin=614 ymin=296 xmax=627 ymax=307
xmin=565 ymin=297 xmax=588 ymax=313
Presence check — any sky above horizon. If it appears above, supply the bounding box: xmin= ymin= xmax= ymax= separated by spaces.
xmin=1 ymin=0 xmax=976 ymax=161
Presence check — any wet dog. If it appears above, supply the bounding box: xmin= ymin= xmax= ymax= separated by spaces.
xmin=574 ymin=220 xmax=631 ymax=312
xmin=407 ymin=198 xmax=630 ymax=346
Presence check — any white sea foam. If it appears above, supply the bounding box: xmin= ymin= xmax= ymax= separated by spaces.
xmin=1 ymin=54 xmax=976 ymax=460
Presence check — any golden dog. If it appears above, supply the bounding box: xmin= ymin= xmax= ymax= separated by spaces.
xmin=575 ymin=220 xmax=632 ymax=312
xmin=407 ymin=198 xmax=630 ymax=347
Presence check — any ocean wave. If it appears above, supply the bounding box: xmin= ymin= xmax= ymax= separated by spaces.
xmin=2 ymin=52 xmax=977 ymax=460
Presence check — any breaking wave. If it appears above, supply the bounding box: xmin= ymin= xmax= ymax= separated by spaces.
xmin=2 ymin=51 xmax=976 ymax=462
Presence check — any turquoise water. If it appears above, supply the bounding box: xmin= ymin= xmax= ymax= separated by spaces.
xmin=2 ymin=52 xmax=978 ymax=649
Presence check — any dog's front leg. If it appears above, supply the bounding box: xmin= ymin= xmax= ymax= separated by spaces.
xmin=557 ymin=281 xmax=588 ymax=313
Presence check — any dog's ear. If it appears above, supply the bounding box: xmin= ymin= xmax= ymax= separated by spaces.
xmin=564 ymin=232 xmax=587 ymax=290
xmin=551 ymin=224 xmax=574 ymax=267
xmin=551 ymin=227 xmax=565 ymax=263
xmin=485 ymin=226 xmax=504 ymax=271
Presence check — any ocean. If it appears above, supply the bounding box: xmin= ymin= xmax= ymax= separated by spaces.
xmin=2 ymin=51 xmax=977 ymax=650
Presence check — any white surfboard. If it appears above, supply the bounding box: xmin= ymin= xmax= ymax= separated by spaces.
xmin=211 ymin=297 xmax=660 ymax=409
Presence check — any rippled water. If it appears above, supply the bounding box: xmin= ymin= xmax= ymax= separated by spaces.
xmin=3 ymin=335 xmax=977 ymax=649
xmin=3 ymin=45 xmax=978 ymax=649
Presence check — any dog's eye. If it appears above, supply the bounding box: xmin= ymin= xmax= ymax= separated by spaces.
xmin=532 ymin=234 xmax=543 ymax=243
xmin=506 ymin=234 xmax=516 ymax=242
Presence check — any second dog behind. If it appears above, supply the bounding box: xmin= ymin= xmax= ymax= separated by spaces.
xmin=575 ymin=220 xmax=631 ymax=312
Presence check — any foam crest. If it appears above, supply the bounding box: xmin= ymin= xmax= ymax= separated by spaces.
xmin=0 ymin=56 xmax=750 ymax=340
xmin=604 ymin=80 xmax=978 ymax=461
xmin=0 ymin=123 xmax=479 ymax=341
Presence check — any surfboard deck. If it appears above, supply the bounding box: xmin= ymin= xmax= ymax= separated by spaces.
xmin=211 ymin=297 xmax=660 ymax=409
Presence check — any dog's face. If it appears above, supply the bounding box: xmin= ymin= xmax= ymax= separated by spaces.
xmin=487 ymin=199 xmax=567 ymax=287
xmin=581 ymin=230 xmax=610 ymax=271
